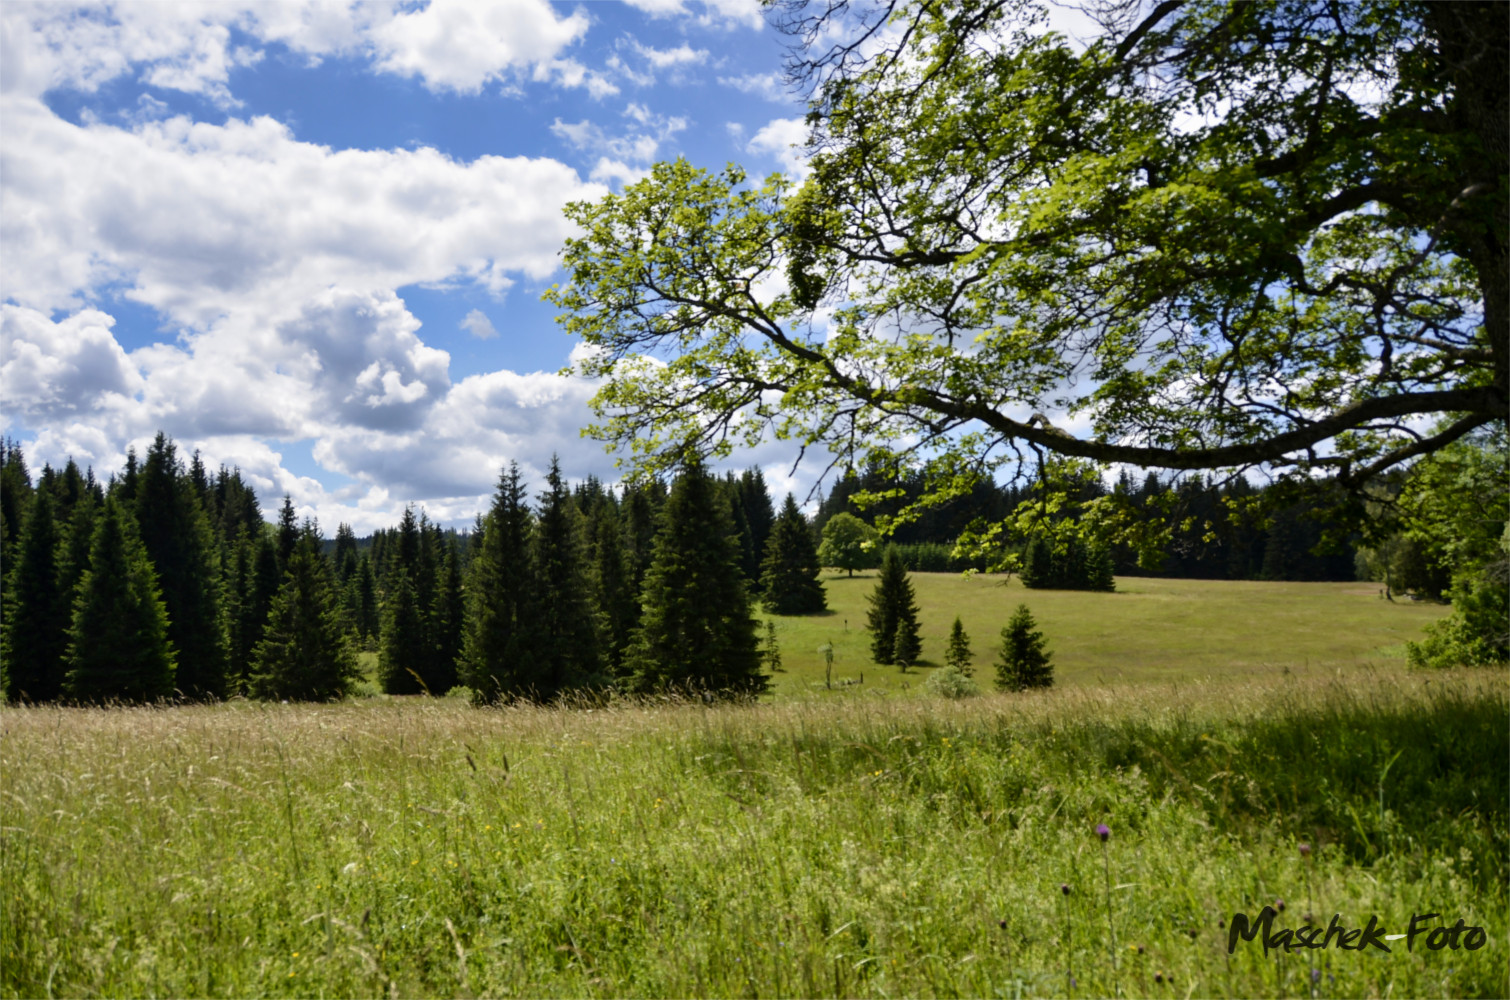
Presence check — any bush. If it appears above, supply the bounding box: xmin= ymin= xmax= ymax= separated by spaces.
xmin=925 ymin=663 xmax=979 ymax=699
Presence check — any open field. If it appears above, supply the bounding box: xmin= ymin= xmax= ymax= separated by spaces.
xmin=762 ymin=574 xmax=1453 ymax=697
xmin=3 ymin=667 xmax=1505 ymax=998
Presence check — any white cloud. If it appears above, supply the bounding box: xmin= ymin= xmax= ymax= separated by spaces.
xmin=719 ymin=71 xmax=787 ymax=102
xmin=620 ymin=0 xmax=764 ymax=32
xmin=460 ymin=309 xmax=499 ymax=340
xmin=632 ymin=40 xmax=708 ymax=70
xmin=0 ymin=1 xmax=592 ymax=103
xmin=0 ymin=305 xmax=144 ymax=426
xmin=747 ymin=116 xmax=809 ymax=178
xmin=551 ymin=104 xmax=687 ymax=165
xmin=588 ymin=158 xmax=650 ymax=188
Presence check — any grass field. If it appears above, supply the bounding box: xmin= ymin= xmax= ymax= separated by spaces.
xmin=763 ymin=574 xmax=1451 ymax=697
xmin=3 ymin=578 xmax=1502 ymax=999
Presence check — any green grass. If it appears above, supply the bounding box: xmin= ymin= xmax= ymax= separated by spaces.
xmin=3 ymin=669 xmax=1505 ymax=998
xmin=762 ymin=574 xmax=1452 ymax=697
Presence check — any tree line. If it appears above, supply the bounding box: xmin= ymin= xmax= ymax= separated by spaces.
xmin=0 ymin=436 xmax=830 ymax=704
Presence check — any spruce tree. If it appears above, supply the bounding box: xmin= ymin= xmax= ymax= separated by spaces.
xmin=1085 ymin=541 xmax=1116 ymax=592
xmin=353 ymin=554 xmax=380 ymax=644
xmin=531 ymin=457 xmax=600 ymax=696
xmin=0 ymin=438 xmax=33 ymax=568
xmin=63 ymin=498 xmax=176 ymax=703
xmin=944 ymin=615 xmax=973 ymax=676
xmin=587 ymin=500 xmax=636 ymax=678
xmin=866 ymin=546 xmax=919 ymax=667
xmin=1021 ymin=535 xmax=1054 ymax=589
xmin=276 ymin=495 xmax=299 ymax=570
xmin=736 ymin=467 xmax=775 ymax=582
xmin=760 ymin=494 xmax=827 ymax=614
xmin=996 ymin=605 xmax=1053 ymax=692
xmin=379 ymin=567 xmax=428 ymax=694
xmin=2 ymin=492 xmax=69 ymax=702
xmin=250 ymin=530 xmax=358 ymax=701
xmin=135 ymin=433 xmax=227 ymax=699
xmin=627 ymin=459 xmax=765 ymax=698
xmin=460 ymin=464 xmax=539 ymax=703
xmin=427 ymin=541 xmax=464 ymax=694
xmin=238 ymin=534 xmax=281 ymax=672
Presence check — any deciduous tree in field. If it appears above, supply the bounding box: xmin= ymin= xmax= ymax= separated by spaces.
xmin=548 ymin=0 xmax=1505 ymax=534
xmin=63 ymin=498 xmax=176 ymax=704
xmin=761 ymin=493 xmax=827 ymax=614
xmin=250 ymin=529 xmax=358 ymax=701
xmin=817 ymin=511 xmax=877 ymax=577
xmin=627 ymin=459 xmax=765 ymax=698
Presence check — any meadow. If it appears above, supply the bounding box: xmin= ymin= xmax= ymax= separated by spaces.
xmin=3 ymin=578 xmax=1505 ymax=999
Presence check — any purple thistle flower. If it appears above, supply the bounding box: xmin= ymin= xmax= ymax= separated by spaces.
xmin=1311 ymin=969 xmax=1322 ymax=984
xmin=1095 ymin=823 xmax=1111 ymax=842
xmin=1299 ymin=842 xmax=1312 ymax=857
xmin=1060 ymin=882 xmax=1071 ymax=895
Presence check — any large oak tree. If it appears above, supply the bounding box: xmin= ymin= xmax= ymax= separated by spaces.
xmin=548 ymin=0 xmax=1505 ymax=504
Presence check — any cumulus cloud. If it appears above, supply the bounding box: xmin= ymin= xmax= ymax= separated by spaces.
xmin=0 ymin=305 xmax=143 ymax=424
xmin=747 ymin=116 xmax=809 ymax=178
xmin=620 ymin=0 xmax=764 ymax=32
xmin=551 ymin=103 xmax=687 ymax=165
xmin=0 ymin=1 xmax=594 ymax=102
xmin=460 ymin=309 xmax=499 ymax=340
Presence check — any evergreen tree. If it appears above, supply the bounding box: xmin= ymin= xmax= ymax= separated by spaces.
xmin=763 ymin=619 xmax=783 ymax=673
xmin=531 ymin=457 xmax=600 ymax=696
xmin=1021 ymin=535 xmax=1054 ymax=589
xmin=866 ymin=546 xmax=920 ymax=668
xmin=236 ymin=534 xmax=281 ymax=677
xmin=626 ymin=459 xmax=765 ymax=698
xmin=333 ymin=522 xmax=359 ymax=582
xmin=736 ymin=467 xmax=776 ymax=585
xmin=996 ymin=605 xmax=1053 ymax=692
xmin=276 ymin=495 xmax=299 ymax=570
xmin=135 ymin=433 xmax=227 ymax=699
xmin=1085 ymin=541 xmax=1116 ymax=592
xmin=1 ymin=438 xmax=33 ymax=567
xmin=460 ymin=464 xmax=539 ymax=703
xmin=379 ymin=567 xmax=428 ymax=694
xmin=55 ymin=491 xmax=97 ymax=622
xmin=353 ymin=554 xmax=380 ymax=644
xmin=63 ymin=498 xmax=176 ymax=703
xmin=760 ymin=494 xmax=827 ymax=614
xmin=2 ymin=492 xmax=69 ymax=702
xmin=587 ymin=500 xmax=636 ymax=678
xmin=944 ymin=615 xmax=973 ymax=676
xmin=250 ymin=530 xmax=358 ymax=701
xmin=427 ymin=540 xmax=464 ymax=695
xmin=891 ymin=594 xmax=922 ymax=668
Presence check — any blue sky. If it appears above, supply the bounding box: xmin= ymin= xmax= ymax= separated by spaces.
xmin=0 ymin=0 xmax=818 ymax=531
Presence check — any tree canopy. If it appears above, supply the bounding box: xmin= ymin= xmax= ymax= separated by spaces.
xmin=549 ymin=0 xmax=1505 ymax=506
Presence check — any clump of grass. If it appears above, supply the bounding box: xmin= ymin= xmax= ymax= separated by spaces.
xmin=1 ymin=670 xmax=1504 ymax=997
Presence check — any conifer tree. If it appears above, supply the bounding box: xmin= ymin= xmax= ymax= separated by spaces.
xmin=460 ymin=464 xmax=539 ymax=703
xmin=587 ymin=500 xmax=636 ymax=678
xmin=427 ymin=540 xmax=464 ymax=694
xmin=237 ymin=534 xmax=281 ymax=673
xmin=63 ymin=498 xmax=176 ymax=703
xmin=1 ymin=438 xmax=33 ymax=567
xmin=760 ymin=494 xmax=827 ymax=614
xmin=866 ymin=546 xmax=920 ymax=667
xmin=1085 ymin=541 xmax=1116 ymax=592
xmin=250 ymin=529 xmax=358 ymax=701
xmin=763 ymin=619 xmax=783 ymax=673
xmin=276 ymin=495 xmax=299 ymax=570
xmin=736 ymin=467 xmax=776 ymax=583
xmin=1022 ymin=536 xmax=1054 ymax=589
xmin=333 ymin=522 xmax=359 ymax=582
xmin=627 ymin=459 xmax=765 ymax=698
xmin=55 ymin=490 xmax=97 ymax=619
xmin=379 ymin=567 xmax=428 ymax=694
xmin=996 ymin=605 xmax=1053 ymax=692
xmin=135 ymin=433 xmax=227 ymax=699
xmin=891 ymin=597 xmax=922 ymax=668
xmin=531 ymin=457 xmax=600 ymax=696
xmin=944 ymin=616 xmax=973 ymax=676
xmin=2 ymin=492 xmax=70 ymax=702
xmin=353 ymin=554 xmax=380 ymax=644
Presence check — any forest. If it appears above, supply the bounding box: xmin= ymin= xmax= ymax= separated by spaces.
xmin=0 ymin=428 xmax=1495 ymax=706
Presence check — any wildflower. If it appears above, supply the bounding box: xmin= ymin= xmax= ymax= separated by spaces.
xmin=1311 ymin=969 xmax=1321 ymax=984
xmin=1154 ymin=971 xmax=1163 ymax=984
xmin=1060 ymin=883 xmax=1071 ymax=895
xmin=1299 ymin=842 xmax=1311 ymax=857
xmin=1275 ymin=898 xmax=1286 ymax=912
xmin=1096 ymin=823 xmax=1110 ymax=841
xmin=998 ymin=919 xmax=1008 ymax=929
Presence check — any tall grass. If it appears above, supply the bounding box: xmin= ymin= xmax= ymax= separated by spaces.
xmin=3 ymin=670 xmax=1504 ymax=997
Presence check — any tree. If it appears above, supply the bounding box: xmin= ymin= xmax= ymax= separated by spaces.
xmin=549 ymin=2 xmax=1505 ymax=521
xmin=379 ymin=567 xmax=428 ymax=694
xmin=531 ymin=456 xmax=601 ymax=696
xmin=276 ymin=495 xmax=299 ymax=570
xmin=135 ymin=433 xmax=227 ymax=699
xmin=428 ymin=541 xmax=464 ymax=694
xmin=63 ymin=498 xmax=176 ymax=703
xmin=817 ymin=511 xmax=878 ymax=577
xmin=760 ymin=493 xmax=828 ymax=614
xmin=996 ymin=605 xmax=1053 ymax=693
xmin=866 ymin=546 xmax=920 ymax=667
xmin=626 ymin=459 xmax=766 ymax=698
xmin=944 ymin=615 xmax=972 ymax=677
xmin=250 ymin=531 xmax=358 ymax=701
xmin=2 ymin=492 xmax=69 ymax=702
xmin=763 ymin=619 xmax=783 ymax=674
xmin=460 ymin=464 xmax=539 ymax=703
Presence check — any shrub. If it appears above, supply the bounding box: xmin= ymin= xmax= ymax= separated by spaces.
xmin=925 ymin=663 xmax=979 ymax=699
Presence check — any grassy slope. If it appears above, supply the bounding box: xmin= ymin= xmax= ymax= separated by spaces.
xmin=763 ymin=573 xmax=1451 ymax=697
xmin=2 ymin=673 xmax=1504 ymax=998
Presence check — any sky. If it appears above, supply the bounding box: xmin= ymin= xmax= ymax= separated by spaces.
xmin=0 ymin=0 xmax=827 ymax=532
